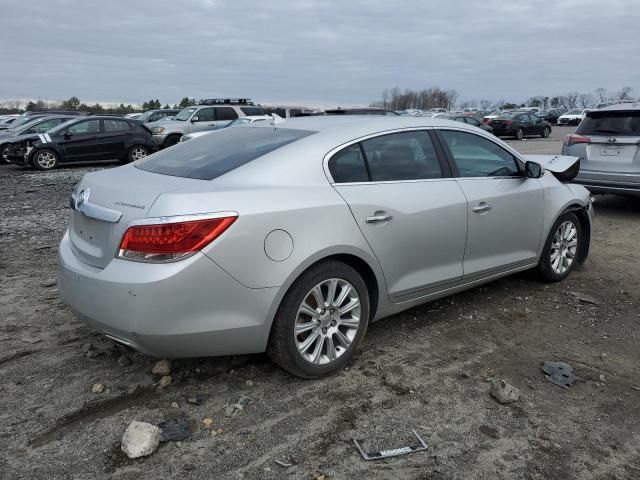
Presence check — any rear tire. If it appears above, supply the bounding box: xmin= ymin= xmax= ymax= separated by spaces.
xmin=536 ymin=212 xmax=581 ymax=283
xmin=163 ymin=134 xmax=181 ymax=148
xmin=0 ymin=144 xmax=9 ymax=164
xmin=127 ymin=144 xmax=149 ymax=163
xmin=541 ymin=127 xmax=551 ymax=138
xmin=32 ymin=149 xmax=59 ymax=170
xmin=515 ymin=128 xmax=525 ymax=140
xmin=267 ymin=260 xmax=370 ymax=378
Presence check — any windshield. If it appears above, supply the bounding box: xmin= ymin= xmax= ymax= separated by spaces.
xmin=566 ymin=109 xmax=583 ymax=115
xmin=136 ymin=111 xmax=155 ymax=122
xmin=136 ymin=127 xmax=315 ymax=180
xmin=174 ymin=108 xmax=197 ymax=121
xmin=9 ymin=116 xmax=44 ymax=129
xmin=577 ymin=111 xmax=640 ymax=136
xmin=498 ymin=113 xmax=516 ymax=119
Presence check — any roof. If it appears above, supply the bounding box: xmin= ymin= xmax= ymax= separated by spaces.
xmin=594 ymin=102 xmax=640 ymax=112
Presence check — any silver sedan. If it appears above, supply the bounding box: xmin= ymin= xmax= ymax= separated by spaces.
xmin=58 ymin=116 xmax=593 ymax=378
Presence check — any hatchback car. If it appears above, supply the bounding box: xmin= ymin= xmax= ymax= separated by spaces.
xmin=6 ymin=116 xmax=156 ymax=170
xmin=562 ymin=103 xmax=640 ymax=196
xmin=58 ymin=117 xmax=592 ymax=378
xmin=0 ymin=115 xmax=77 ymax=163
xmin=488 ymin=112 xmax=552 ymax=139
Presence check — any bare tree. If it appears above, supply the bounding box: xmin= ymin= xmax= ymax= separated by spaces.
xmin=479 ymin=99 xmax=493 ymax=110
xmin=615 ymin=86 xmax=634 ymax=101
xmin=594 ymin=88 xmax=608 ymax=103
xmin=563 ymin=92 xmax=580 ymax=109
xmin=578 ymin=93 xmax=595 ymax=109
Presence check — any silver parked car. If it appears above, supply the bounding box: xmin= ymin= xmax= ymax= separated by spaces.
xmin=563 ymin=103 xmax=640 ymax=196
xmin=58 ymin=116 xmax=593 ymax=378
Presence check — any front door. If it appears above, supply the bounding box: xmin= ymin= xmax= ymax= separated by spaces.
xmin=188 ymin=107 xmax=215 ymax=133
xmin=437 ymin=129 xmax=544 ymax=279
xmin=329 ymin=130 xmax=468 ymax=302
xmin=61 ymin=119 xmax=102 ymax=161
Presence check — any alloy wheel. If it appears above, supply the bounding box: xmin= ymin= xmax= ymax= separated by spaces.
xmin=294 ymin=278 xmax=361 ymax=365
xmin=36 ymin=151 xmax=56 ymax=169
xmin=131 ymin=147 xmax=147 ymax=161
xmin=550 ymin=221 xmax=578 ymax=274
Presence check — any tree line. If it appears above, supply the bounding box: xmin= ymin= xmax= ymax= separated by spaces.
xmin=0 ymin=96 xmax=205 ymax=115
xmin=370 ymin=86 xmax=635 ymax=111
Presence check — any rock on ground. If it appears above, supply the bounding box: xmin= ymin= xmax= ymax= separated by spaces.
xmin=121 ymin=421 xmax=161 ymax=459
xmin=151 ymin=359 xmax=171 ymax=376
xmin=490 ymin=380 xmax=520 ymax=404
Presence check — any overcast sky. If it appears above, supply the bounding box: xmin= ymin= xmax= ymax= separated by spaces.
xmin=1 ymin=0 xmax=638 ymax=108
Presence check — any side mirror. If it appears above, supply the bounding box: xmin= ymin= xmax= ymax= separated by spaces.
xmin=525 ymin=161 xmax=543 ymax=179
xmin=191 ymin=116 xmax=199 ymax=122
xmin=64 ymin=131 xmax=73 ymax=139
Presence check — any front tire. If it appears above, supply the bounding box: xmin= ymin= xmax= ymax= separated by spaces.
xmin=127 ymin=144 xmax=149 ymax=163
xmin=515 ymin=127 xmax=525 ymax=140
xmin=32 ymin=149 xmax=59 ymax=170
xmin=541 ymin=127 xmax=551 ymax=138
xmin=536 ymin=212 xmax=581 ymax=283
xmin=163 ymin=134 xmax=181 ymax=148
xmin=267 ymin=261 xmax=370 ymax=378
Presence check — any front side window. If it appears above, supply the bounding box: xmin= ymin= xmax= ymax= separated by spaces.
xmin=215 ymin=107 xmax=238 ymax=121
xmin=439 ymin=130 xmax=520 ymax=178
xmin=361 ymin=131 xmax=443 ymax=181
xmin=329 ymin=144 xmax=369 ymax=183
xmin=194 ymin=108 xmax=214 ymax=122
xmin=68 ymin=120 xmax=100 ymax=135
xmin=104 ymin=120 xmax=131 ymax=132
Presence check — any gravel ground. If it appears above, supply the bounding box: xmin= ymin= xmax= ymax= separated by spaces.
xmin=1 ymin=126 xmax=639 ymax=480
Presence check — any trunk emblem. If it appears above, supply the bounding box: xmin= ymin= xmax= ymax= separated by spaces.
xmin=74 ymin=188 xmax=91 ymax=210
xmin=608 ymin=137 xmax=617 ymax=144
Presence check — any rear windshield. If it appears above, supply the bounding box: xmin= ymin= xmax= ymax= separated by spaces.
xmin=240 ymin=106 xmax=265 ymax=116
xmin=577 ymin=111 xmax=640 ymax=136
xmin=135 ymin=127 xmax=314 ymax=180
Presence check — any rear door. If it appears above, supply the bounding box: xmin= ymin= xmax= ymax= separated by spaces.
xmin=329 ymin=129 xmax=468 ymax=302
xmin=99 ymin=119 xmax=132 ymax=159
xmin=578 ymin=111 xmax=640 ymax=182
xmin=61 ymin=119 xmax=103 ymax=161
xmin=436 ymin=129 xmax=544 ymax=278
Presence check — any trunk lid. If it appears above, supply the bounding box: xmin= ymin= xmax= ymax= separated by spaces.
xmin=582 ymin=136 xmax=640 ymax=174
xmin=68 ymin=165 xmax=205 ymax=268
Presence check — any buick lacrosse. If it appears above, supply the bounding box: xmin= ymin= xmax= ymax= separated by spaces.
xmin=59 ymin=116 xmax=592 ymax=377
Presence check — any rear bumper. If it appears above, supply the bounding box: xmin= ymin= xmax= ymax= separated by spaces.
xmin=573 ymin=179 xmax=640 ymax=196
xmin=57 ymin=231 xmax=279 ymax=357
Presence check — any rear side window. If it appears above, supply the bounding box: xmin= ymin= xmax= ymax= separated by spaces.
xmin=577 ymin=111 xmax=640 ymax=136
xmin=104 ymin=120 xmax=131 ymax=132
xmin=136 ymin=127 xmax=315 ymax=180
xmin=216 ymin=107 xmax=238 ymax=121
xmin=240 ymin=106 xmax=265 ymax=116
xmin=361 ymin=131 xmax=443 ymax=181
xmin=329 ymin=144 xmax=369 ymax=183
xmin=439 ymin=130 xmax=520 ymax=177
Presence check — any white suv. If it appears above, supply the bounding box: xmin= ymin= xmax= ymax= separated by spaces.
xmin=149 ymin=101 xmax=265 ymax=148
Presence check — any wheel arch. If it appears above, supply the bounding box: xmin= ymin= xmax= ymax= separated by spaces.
xmin=560 ymin=203 xmax=591 ymax=263
xmin=263 ymin=248 xmax=386 ymax=344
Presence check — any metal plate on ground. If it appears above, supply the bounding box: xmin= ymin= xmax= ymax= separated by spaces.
xmin=543 ymin=361 xmax=576 ymax=389
xmin=353 ymin=429 xmax=428 ymax=461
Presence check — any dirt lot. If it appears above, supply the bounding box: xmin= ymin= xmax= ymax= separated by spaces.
xmin=1 ymin=126 xmax=639 ymax=480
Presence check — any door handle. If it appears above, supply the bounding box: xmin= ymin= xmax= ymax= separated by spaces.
xmin=366 ymin=214 xmax=393 ymax=223
xmin=473 ymin=203 xmax=493 ymax=213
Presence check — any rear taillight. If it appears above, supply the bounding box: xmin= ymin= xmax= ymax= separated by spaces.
xmin=564 ymin=134 xmax=591 ymax=147
xmin=118 ymin=215 xmax=237 ymax=263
